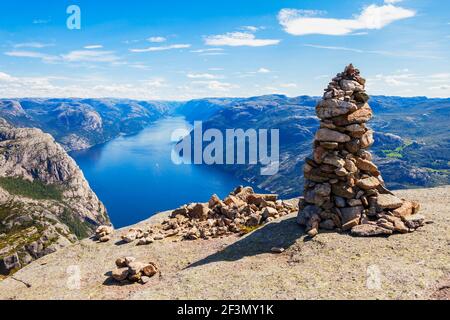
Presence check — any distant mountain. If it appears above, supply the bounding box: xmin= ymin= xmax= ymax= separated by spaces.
xmin=175 ymin=94 xmax=450 ymax=197
xmin=1 ymin=95 xmax=448 ymax=198
xmin=0 ymin=118 xmax=110 ymax=276
xmin=0 ymin=98 xmax=180 ymax=151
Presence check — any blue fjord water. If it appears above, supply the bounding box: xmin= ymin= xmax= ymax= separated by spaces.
xmin=71 ymin=117 xmax=263 ymax=228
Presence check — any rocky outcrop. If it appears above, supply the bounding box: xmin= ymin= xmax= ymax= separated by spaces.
xmin=0 ymin=118 xmax=110 ymax=276
xmin=117 ymin=187 xmax=298 ymax=245
xmin=297 ymin=65 xmax=425 ymax=237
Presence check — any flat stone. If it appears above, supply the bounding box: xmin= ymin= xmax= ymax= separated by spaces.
xmin=356 ymin=177 xmax=380 ymax=190
xmin=320 ymin=142 xmax=339 ymax=150
xmin=332 ymin=183 xmax=355 ymax=199
xmin=355 ymin=158 xmax=378 ymax=174
xmin=316 ymin=99 xmax=358 ymax=119
xmin=392 ymin=200 xmax=419 ymax=218
xmin=351 ymin=224 xmax=393 ymax=237
xmin=316 ymin=128 xmax=351 ymax=143
xmin=342 ymin=218 xmax=360 ymax=231
xmin=340 ymin=79 xmax=364 ymax=92
xmin=333 ymin=104 xmax=373 ymax=126
xmin=376 ymin=194 xmax=403 ymax=209
xmin=340 ymin=206 xmax=363 ymax=224
xmin=323 ymin=155 xmax=346 ymax=168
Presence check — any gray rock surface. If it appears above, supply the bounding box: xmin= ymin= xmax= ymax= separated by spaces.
xmin=0 ymin=118 xmax=110 ymax=276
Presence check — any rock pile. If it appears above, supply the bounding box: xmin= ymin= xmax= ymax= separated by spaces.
xmin=120 ymin=187 xmax=298 ymax=245
xmin=95 ymin=225 xmax=114 ymax=242
xmin=111 ymin=256 xmax=158 ymax=284
xmin=297 ymin=64 xmax=425 ymax=237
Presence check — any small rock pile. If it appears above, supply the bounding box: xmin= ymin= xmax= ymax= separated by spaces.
xmin=95 ymin=225 xmax=114 ymax=242
xmin=120 ymin=187 xmax=298 ymax=244
xmin=297 ymin=64 xmax=425 ymax=238
xmin=111 ymin=256 xmax=158 ymax=284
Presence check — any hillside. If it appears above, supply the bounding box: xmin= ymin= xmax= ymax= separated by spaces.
xmin=0 ymin=98 xmax=179 ymax=151
xmin=0 ymin=118 xmax=109 ymax=276
xmin=0 ymin=186 xmax=448 ymax=300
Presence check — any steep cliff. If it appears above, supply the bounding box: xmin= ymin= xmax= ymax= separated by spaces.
xmin=0 ymin=118 xmax=109 ymax=276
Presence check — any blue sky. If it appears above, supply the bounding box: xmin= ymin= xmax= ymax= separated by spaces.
xmin=0 ymin=0 xmax=449 ymax=100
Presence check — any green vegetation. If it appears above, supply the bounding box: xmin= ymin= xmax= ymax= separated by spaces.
xmin=381 ymin=141 xmax=414 ymax=159
xmin=59 ymin=208 xmax=90 ymax=240
xmin=0 ymin=177 xmax=63 ymax=201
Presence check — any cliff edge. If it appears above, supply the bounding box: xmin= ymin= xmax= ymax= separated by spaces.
xmin=0 ymin=118 xmax=109 ymax=276
xmin=0 ymin=186 xmax=448 ymax=300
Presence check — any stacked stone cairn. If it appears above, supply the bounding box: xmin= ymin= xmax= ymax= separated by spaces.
xmin=297 ymin=64 xmax=425 ymax=238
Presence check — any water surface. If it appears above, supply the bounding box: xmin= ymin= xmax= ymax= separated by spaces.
xmin=71 ymin=117 xmax=262 ymax=227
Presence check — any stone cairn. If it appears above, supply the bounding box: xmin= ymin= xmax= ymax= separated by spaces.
xmin=297 ymin=64 xmax=425 ymax=237
xmin=118 ymin=186 xmax=298 ymax=245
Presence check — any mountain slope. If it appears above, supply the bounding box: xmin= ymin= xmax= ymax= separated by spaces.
xmin=175 ymin=95 xmax=450 ymax=197
xmin=0 ymin=98 xmax=179 ymax=151
xmin=0 ymin=118 xmax=109 ymax=276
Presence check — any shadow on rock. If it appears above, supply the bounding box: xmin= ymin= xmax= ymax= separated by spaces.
xmin=187 ymin=217 xmax=305 ymax=269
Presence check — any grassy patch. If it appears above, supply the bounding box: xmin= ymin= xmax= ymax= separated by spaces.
xmin=0 ymin=177 xmax=63 ymax=201
xmin=239 ymin=224 xmax=263 ymax=235
xmin=58 ymin=208 xmax=91 ymax=240
xmin=381 ymin=141 xmax=414 ymax=159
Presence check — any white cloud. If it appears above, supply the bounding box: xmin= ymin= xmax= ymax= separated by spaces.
xmin=62 ymin=50 xmax=120 ymax=63
xmin=192 ymin=80 xmax=238 ymax=92
xmin=190 ymin=48 xmax=224 ymax=53
xmin=278 ymin=3 xmax=415 ymax=36
xmin=280 ymin=83 xmax=298 ymax=88
xmin=14 ymin=42 xmax=53 ymax=48
xmin=130 ymin=44 xmax=191 ymax=53
xmin=84 ymin=45 xmax=104 ymax=49
xmin=147 ymin=36 xmax=166 ymax=43
xmin=303 ymin=44 xmax=440 ymax=59
xmin=0 ymin=72 xmax=14 ymax=82
xmin=257 ymin=68 xmax=271 ymax=73
xmin=4 ymin=50 xmax=59 ymax=63
xmin=204 ymin=32 xmax=280 ymax=47
xmin=240 ymin=26 xmax=259 ymax=32
xmin=187 ymin=73 xmax=221 ymax=79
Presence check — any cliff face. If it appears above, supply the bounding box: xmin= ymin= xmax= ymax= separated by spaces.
xmin=0 ymin=118 xmax=109 ymax=276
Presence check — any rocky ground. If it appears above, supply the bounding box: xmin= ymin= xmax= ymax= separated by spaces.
xmin=0 ymin=186 xmax=448 ymax=300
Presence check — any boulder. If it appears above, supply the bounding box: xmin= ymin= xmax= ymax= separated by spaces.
xmin=142 ymin=263 xmax=158 ymax=277
xmin=189 ymin=203 xmax=210 ymax=221
xmin=112 ymin=268 xmax=129 ymax=281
